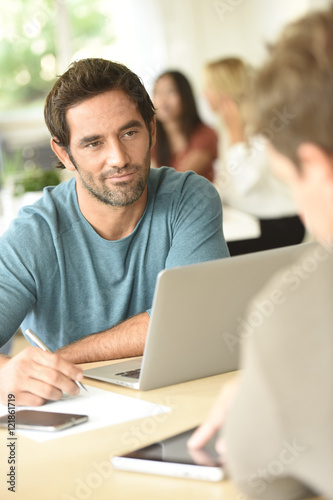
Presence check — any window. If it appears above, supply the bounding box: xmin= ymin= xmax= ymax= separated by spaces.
xmin=0 ymin=0 xmax=115 ymax=111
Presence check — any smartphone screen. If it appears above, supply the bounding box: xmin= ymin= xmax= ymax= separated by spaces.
xmin=0 ymin=410 xmax=88 ymax=431
xmin=112 ymin=427 xmax=224 ymax=482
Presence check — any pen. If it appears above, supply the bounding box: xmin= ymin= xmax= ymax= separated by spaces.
xmin=25 ymin=329 xmax=87 ymax=393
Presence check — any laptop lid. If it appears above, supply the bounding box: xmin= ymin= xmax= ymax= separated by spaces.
xmin=84 ymin=241 xmax=316 ymax=390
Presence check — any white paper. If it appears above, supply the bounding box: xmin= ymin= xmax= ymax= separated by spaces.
xmin=0 ymin=386 xmax=171 ymax=442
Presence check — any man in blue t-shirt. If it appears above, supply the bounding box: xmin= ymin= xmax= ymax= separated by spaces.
xmin=0 ymin=59 xmax=229 ymax=406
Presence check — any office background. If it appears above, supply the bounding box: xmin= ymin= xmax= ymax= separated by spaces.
xmin=0 ymin=0 xmax=331 ymax=173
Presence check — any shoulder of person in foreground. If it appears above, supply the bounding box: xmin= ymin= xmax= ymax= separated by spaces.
xmin=224 ymin=243 xmax=333 ymax=500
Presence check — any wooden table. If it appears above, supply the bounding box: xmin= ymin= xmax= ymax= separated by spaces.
xmin=0 ymin=362 xmax=322 ymax=500
xmin=0 ymin=365 xmax=245 ymax=500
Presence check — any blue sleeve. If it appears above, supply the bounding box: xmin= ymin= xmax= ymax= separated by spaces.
xmin=146 ymin=173 xmax=229 ymax=316
xmin=165 ymin=173 xmax=229 ymax=268
xmin=0 ymin=213 xmax=54 ymax=347
xmin=0 ymin=234 xmax=36 ymax=346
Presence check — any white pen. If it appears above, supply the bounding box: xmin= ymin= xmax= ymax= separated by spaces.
xmin=25 ymin=329 xmax=87 ymax=393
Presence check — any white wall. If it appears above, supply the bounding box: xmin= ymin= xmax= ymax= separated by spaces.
xmin=2 ymin=0 xmax=332 ymax=146
xmin=108 ymin=0 xmax=331 ymax=123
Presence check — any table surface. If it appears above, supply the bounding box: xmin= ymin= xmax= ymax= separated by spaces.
xmin=0 ymin=360 xmax=323 ymax=500
xmin=0 ymin=363 xmax=246 ymax=500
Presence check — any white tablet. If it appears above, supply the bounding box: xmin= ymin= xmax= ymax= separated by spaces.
xmin=112 ymin=427 xmax=224 ymax=482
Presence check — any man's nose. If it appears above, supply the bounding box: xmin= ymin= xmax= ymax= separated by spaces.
xmin=105 ymin=139 xmax=130 ymax=168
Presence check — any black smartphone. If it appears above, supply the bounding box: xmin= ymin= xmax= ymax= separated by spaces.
xmin=0 ymin=410 xmax=88 ymax=431
xmin=112 ymin=427 xmax=224 ymax=482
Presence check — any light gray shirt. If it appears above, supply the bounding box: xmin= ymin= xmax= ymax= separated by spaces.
xmin=225 ymin=244 xmax=333 ymax=500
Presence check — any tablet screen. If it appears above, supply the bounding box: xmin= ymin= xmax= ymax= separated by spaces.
xmin=112 ymin=427 xmax=224 ymax=481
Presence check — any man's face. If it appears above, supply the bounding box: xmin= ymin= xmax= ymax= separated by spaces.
xmin=64 ymin=89 xmax=154 ymax=207
xmin=268 ymin=144 xmax=333 ymax=245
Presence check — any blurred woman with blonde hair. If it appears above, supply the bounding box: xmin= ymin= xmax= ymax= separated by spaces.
xmin=204 ymin=57 xmax=305 ymax=255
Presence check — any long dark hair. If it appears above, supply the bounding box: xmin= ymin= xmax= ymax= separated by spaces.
xmin=154 ymin=70 xmax=203 ymax=167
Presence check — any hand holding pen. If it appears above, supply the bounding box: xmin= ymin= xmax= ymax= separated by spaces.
xmin=0 ymin=331 xmax=87 ymax=407
xmin=25 ymin=329 xmax=87 ymax=393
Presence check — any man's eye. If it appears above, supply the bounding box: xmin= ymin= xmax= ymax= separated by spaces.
xmin=124 ymin=130 xmax=137 ymax=138
xmin=87 ymin=141 xmax=100 ymax=148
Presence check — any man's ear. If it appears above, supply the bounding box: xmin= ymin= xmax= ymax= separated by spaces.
xmin=149 ymin=116 xmax=156 ymax=149
xmin=297 ymin=142 xmax=333 ymax=182
xmin=50 ymin=138 xmax=76 ymax=171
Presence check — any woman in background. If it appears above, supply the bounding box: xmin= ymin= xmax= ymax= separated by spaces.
xmin=203 ymin=57 xmax=305 ymax=255
xmin=152 ymin=70 xmax=218 ymax=182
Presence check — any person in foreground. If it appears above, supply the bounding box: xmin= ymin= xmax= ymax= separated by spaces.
xmin=0 ymin=58 xmax=229 ymax=406
xmin=189 ymin=6 xmax=333 ymax=500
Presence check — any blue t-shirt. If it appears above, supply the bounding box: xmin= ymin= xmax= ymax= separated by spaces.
xmin=0 ymin=167 xmax=229 ymax=350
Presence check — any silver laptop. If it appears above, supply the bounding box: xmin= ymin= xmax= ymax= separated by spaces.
xmin=84 ymin=241 xmax=316 ymax=390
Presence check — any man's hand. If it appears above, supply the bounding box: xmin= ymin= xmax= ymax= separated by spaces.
xmin=187 ymin=374 xmax=240 ymax=459
xmin=0 ymin=347 xmax=84 ymax=407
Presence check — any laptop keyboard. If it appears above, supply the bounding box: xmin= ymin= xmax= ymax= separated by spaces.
xmin=115 ymin=368 xmax=141 ymax=379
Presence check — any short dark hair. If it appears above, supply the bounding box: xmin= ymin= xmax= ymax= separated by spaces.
xmin=44 ymin=58 xmax=156 ymax=168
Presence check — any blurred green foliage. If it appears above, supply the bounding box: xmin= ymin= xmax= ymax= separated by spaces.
xmin=12 ymin=167 xmax=61 ymax=196
xmin=0 ymin=0 xmax=115 ymax=110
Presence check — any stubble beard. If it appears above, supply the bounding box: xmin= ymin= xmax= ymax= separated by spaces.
xmin=68 ymin=148 xmax=151 ymax=207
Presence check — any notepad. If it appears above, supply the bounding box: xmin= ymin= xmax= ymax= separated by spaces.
xmin=0 ymin=386 xmax=171 ymax=442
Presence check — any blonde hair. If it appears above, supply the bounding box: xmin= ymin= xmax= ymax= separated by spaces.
xmin=204 ymin=57 xmax=253 ymax=105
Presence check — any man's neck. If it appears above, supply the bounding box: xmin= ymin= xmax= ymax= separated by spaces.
xmin=76 ymin=184 xmax=148 ymax=241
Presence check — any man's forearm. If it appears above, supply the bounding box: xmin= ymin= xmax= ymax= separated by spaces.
xmin=0 ymin=354 xmax=9 ymax=367
xmin=57 ymin=312 xmax=150 ymax=364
